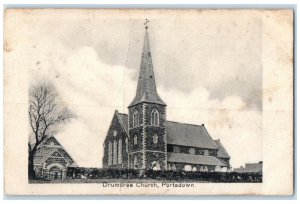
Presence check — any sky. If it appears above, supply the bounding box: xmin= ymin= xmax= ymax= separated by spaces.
xmin=10 ymin=10 xmax=262 ymax=168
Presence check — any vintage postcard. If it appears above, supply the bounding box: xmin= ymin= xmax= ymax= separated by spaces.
xmin=4 ymin=9 xmax=293 ymax=195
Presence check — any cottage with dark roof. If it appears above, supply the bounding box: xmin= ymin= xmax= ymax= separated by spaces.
xmin=102 ymin=22 xmax=231 ymax=172
xmin=34 ymin=136 xmax=77 ymax=180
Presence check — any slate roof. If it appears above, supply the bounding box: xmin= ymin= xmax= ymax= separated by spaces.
xmin=166 ymin=121 xmax=218 ymax=149
xmin=214 ymin=139 xmax=231 ymax=159
xmin=34 ymin=146 xmax=56 ymax=164
xmin=128 ymin=29 xmax=166 ymax=107
xmin=33 ymin=136 xmax=77 ymax=166
xmin=167 ymin=153 xmax=227 ymax=166
xmin=116 ymin=113 xmax=129 ymax=134
xmin=117 ymin=113 xmax=218 ymax=149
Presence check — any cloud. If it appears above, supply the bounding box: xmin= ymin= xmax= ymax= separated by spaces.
xmin=13 ymin=12 xmax=262 ymax=168
xmin=23 ymin=14 xmax=262 ymax=110
xmin=27 ymin=42 xmax=262 ymax=168
xmin=161 ymin=87 xmax=262 ymax=168
xmin=27 ymin=40 xmax=136 ymax=167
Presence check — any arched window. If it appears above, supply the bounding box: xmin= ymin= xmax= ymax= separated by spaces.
xmin=153 ymin=134 xmax=158 ymax=144
xmin=118 ymin=139 xmax=122 ymax=164
xmin=168 ymin=163 xmax=171 ymax=170
xmin=134 ymin=135 xmax=137 ymax=145
xmin=184 ymin=165 xmax=192 ymax=172
xmin=133 ymin=109 xmax=139 ymax=127
xmin=113 ymin=140 xmax=117 ymax=165
xmin=133 ymin=155 xmax=138 ymax=169
xmin=125 ymin=138 xmax=128 ymax=152
xmin=189 ymin=148 xmax=195 ymax=155
xmin=108 ymin=141 xmax=112 ymax=165
xmin=172 ymin=164 xmax=177 ymax=171
xmin=192 ymin=167 xmax=197 ymax=172
xmin=151 ymin=161 xmax=161 ymax=171
xmin=151 ymin=108 xmax=159 ymax=126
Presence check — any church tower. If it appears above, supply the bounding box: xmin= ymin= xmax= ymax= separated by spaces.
xmin=128 ymin=20 xmax=167 ymax=171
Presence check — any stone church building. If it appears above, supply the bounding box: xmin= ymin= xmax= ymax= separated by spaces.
xmin=102 ymin=24 xmax=231 ymax=172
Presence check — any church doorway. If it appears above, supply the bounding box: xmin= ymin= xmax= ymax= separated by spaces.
xmin=49 ymin=166 xmax=62 ymax=180
xmin=151 ymin=161 xmax=161 ymax=171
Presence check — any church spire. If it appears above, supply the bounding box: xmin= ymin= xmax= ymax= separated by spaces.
xmin=129 ymin=20 xmax=166 ymax=107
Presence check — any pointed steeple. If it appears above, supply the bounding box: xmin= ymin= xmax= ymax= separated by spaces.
xmin=129 ymin=21 xmax=166 ymax=107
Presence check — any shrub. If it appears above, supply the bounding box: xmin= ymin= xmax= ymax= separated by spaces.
xmin=66 ymin=167 xmax=262 ymax=183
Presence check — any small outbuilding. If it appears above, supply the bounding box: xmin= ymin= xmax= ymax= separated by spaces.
xmin=33 ymin=136 xmax=77 ymax=180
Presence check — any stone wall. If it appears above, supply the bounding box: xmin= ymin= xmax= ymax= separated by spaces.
xmin=103 ymin=113 xmax=129 ymax=169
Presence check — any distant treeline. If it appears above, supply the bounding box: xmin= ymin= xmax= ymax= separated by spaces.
xmin=67 ymin=167 xmax=262 ymax=183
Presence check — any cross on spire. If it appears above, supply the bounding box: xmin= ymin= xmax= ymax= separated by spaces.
xmin=144 ymin=19 xmax=150 ymax=29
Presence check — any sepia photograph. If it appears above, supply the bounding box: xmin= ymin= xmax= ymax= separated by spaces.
xmin=4 ymin=9 xmax=293 ymax=195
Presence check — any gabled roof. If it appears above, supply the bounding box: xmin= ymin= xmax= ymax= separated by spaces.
xmin=129 ymin=29 xmax=166 ymax=107
xmin=115 ymin=113 xmax=219 ymax=150
xmin=167 ymin=153 xmax=227 ymax=167
xmin=214 ymin=139 xmax=231 ymax=159
xmin=166 ymin=121 xmax=218 ymax=149
xmin=33 ymin=136 xmax=77 ymax=166
xmin=34 ymin=146 xmax=57 ymax=164
xmin=116 ymin=112 xmax=129 ymax=135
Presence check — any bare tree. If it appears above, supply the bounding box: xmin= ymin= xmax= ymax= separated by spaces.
xmin=28 ymin=82 xmax=74 ymax=180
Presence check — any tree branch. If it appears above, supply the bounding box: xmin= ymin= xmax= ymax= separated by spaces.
xmin=28 ymin=82 xmax=75 ymax=153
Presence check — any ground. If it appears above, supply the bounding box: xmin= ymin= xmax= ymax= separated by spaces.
xmin=29 ymin=178 xmax=209 ymax=183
